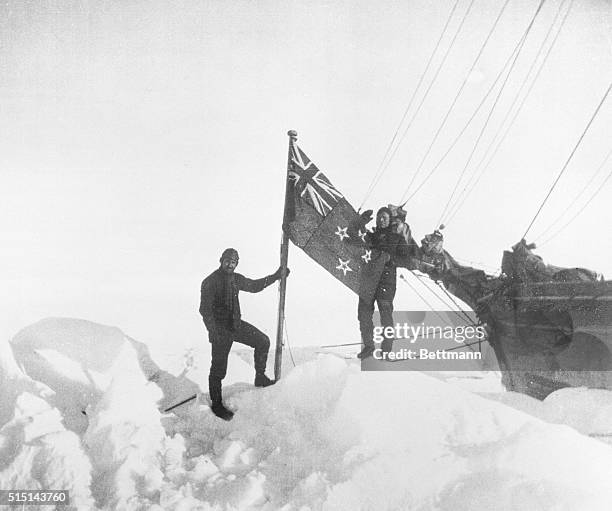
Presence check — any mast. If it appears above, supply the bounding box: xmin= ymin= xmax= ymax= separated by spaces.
xmin=274 ymin=130 xmax=297 ymax=380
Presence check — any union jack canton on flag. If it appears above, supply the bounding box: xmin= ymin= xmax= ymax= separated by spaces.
xmin=283 ymin=142 xmax=388 ymax=301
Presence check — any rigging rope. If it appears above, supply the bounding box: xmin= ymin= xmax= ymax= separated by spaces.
xmin=398 ymin=17 xmax=532 ymax=204
xmin=363 ymin=0 xmax=476 ymax=207
xmin=398 ymin=273 xmax=449 ymax=326
xmin=443 ymin=0 xmax=573 ymax=226
xmin=400 ymin=0 xmax=512 ymax=202
xmin=521 ymin=81 xmax=612 ymax=241
xmin=534 ymin=146 xmax=612 ymax=242
xmin=436 ymin=0 xmax=548 ymax=227
xmin=539 ymin=165 xmax=612 ymax=246
xmin=398 ymin=272 xmax=481 ymax=350
xmin=433 ymin=279 xmax=480 ymax=326
xmin=358 ymin=0 xmax=462 ymax=210
xmin=319 ymin=342 xmax=361 ymax=348
xmin=397 ymin=274 xmax=481 ymax=354
xmin=283 ymin=317 xmax=297 ymax=368
xmin=411 ymin=271 xmax=478 ymax=326
xmin=452 ymin=256 xmax=501 ymax=274
xmin=410 ymin=271 xmax=460 ymax=310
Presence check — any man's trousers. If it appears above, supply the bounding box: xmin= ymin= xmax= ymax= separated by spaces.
xmin=208 ymin=320 xmax=270 ymax=404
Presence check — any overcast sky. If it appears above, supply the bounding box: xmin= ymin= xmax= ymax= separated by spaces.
xmin=1 ymin=0 xmax=610 ymax=356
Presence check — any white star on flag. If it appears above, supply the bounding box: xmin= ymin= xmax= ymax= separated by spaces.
xmin=335 ymin=258 xmax=352 ymax=276
xmin=361 ymin=249 xmax=372 ymax=263
xmin=334 ymin=226 xmax=349 ymax=241
xmin=358 ymin=229 xmax=367 ymax=242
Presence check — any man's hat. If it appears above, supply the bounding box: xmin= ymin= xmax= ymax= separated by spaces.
xmin=376 ymin=206 xmax=392 ymax=217
xmin=433 ymin=224 xmax=445 ymax=239
xmin=387 ymin=204 xmax=407 ymax=222
xmin=220 ymin=248 xmax=239 ymax=262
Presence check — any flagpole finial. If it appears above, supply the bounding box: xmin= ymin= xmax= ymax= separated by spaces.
xmin=287 ymin=130 xmax=298 ymax=140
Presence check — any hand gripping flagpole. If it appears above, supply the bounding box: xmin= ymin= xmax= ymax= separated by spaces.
xmin=274 ymin=130 xmax=297 ymax=380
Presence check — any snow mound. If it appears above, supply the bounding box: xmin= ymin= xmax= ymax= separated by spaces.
xmin=3 ymin=319 xmax=612 ymax=510
xmin=8 ymin=317 xmax=260 ymax=418
xmin=161 ymin=358 xmax=612 ymax=510
xmin=0 ymin=393 xmax=95 ymax=509
xmin=9 ymin=318 xmax=172 ymax=432
xmin=543 ymin=387 xmax=612 ymax=436
xmin=10 ymin=318 xmax=135 ymax=380
xmin=84 ymin=360 xmax=166 ymax=509
xmin=484 ymin=386 xmax=612 ymax=441
xmin=0 ymin=335 xmax=55 ymax=427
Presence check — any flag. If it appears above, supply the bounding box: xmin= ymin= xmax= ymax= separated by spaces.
xmin=283 ymin=142 xmax=388 ymax=301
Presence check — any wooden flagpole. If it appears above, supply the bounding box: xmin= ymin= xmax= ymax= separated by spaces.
xmin=274 ymin=130 xmax=297 ymax=380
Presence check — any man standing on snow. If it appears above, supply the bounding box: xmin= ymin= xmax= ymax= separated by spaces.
xmin=357 ymin=207 xmax=412 ymax=359
xmin=199 ymin=248 xmax=289 ymax=421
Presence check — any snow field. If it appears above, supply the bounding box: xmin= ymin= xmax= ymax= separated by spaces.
xmin=2 ymin=318 xmax=612 ymax=510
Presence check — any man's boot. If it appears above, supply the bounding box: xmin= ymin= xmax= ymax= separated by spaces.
xmin=254 ymin=346 xmax=275 ymax=387
xmin=209 ymin=376 xmax=233 ymax=421
xmin=357 ymin=332 xmax=376 ymax=359
xmin=211 ymin=402 xmax=234 ymax=421
xmin=380 ymin=337 xmax=394 ymax=354
xmin=357 ymin=345 xmax=375 ymax=359
xmin=254 ymin=373 xmax=276 ymax=387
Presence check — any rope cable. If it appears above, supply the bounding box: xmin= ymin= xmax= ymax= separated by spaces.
xmin=398 ymin=273 xmax=449 ymax=325
xmin=433 ymin=279 xmax=480 ymax=326
xmin=398 ymin=273 xmax=480 ymax=355
xmin=539 ymin=165 xmax=612 ymax=246
xmin=320 ymin=342 xmax=361 ymax=348
xmin=410 ymin=270 xmax=461 ymax=310
xmin=436 ymin=0 xmax=548 ymax=226
xmin=399 ymin=27 xmax=527 ymax=204
xmin=358 ymin=0 xmax=462 ymax=209
xmin=534 ymin=146 xmax=612 ymax=241
xmin=401 ymin=0 xmax=512 ymax=201
xmin=283 ymin=317 xmax=297 ymax=368
xmin=421 ymin=277 xmax=475 ymax=326
xmin=411 ymin=271 xmax=478 ymax=326
xmin=521 ymin=81 xmax=612 ymax=240
xmin=369 ymin=0 xmax=477 ymax=202
xmin=452 ymin=256 xmax=501 ymax=274
xmin=444 ymin=0 xmax=573 ymax=225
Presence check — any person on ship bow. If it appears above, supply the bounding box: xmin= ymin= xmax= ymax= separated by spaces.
xmin=199 ymin=248 xmax=290 ymax=420
xmin=356 ymin=206 xmax=416 ymax=359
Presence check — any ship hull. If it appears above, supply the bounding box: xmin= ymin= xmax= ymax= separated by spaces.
xmin=487 ymin=280 xmax=612 ymax=399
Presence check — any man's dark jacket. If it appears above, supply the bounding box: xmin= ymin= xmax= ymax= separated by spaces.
xmin=365 ymin=227 xmax=413 ymax=298
xmin=199 ymin=269 xmax=276 ymax=334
